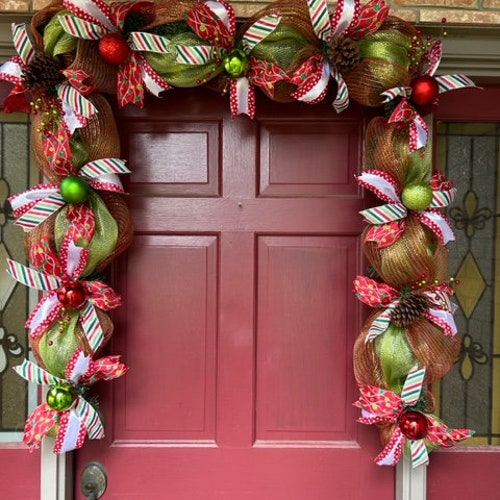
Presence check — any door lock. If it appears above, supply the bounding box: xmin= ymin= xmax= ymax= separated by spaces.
xmin=80 ymin=461 xmax=107 ymax=499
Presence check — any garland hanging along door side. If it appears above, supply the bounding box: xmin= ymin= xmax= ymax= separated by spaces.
xmin=0 ymin=0 xmax=476 ymax=464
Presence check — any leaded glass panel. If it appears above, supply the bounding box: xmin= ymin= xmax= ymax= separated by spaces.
xmin=436 ymin=122 xmax=500 ymax=445
xmin=0 ymin=111 xmax=37 ymax=442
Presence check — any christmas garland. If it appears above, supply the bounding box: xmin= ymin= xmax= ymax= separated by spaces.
xmin=1 ymin=0 xmax=477 ymax=465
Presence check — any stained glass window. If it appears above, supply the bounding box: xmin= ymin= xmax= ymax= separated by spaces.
xmin=0 ymin=111 xmax=37 ymax=442
xmin=436 ymin=122 xmax=500 ymax=445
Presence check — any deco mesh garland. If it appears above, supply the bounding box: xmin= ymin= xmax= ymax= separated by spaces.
xmin=1 ymin=0 xmax=476 ymax=464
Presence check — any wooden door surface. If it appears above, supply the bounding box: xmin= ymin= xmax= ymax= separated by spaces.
xmin=74 ymin=89 xmax=394 ymax=499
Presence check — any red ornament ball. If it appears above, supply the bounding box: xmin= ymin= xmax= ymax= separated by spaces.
xmin=398 ymin=410 xmax=429 ymax=440
xmin=57 ymin=281 xmax=87 ymax=309
xmin=98 ymin=33 xmax=130 ymax=66
xmin=410 ymin=75 xmax=439 ymax=107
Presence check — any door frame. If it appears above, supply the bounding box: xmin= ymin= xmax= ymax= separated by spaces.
xmin=0 ymin=14 xmax=498 ymax=500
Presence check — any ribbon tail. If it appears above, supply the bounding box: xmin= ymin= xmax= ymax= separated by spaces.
xmin=375 ymin=427 xmax=404 ymax=466
xmin=366 ymin=305 xmax=396 ymax=342
xmin=74 ymin=397 xmax=104 ymax=440
xmin=118 ymin=56 xmax=144 ymax=108
xmin=12 ymin=23 xmax=35 ymax=64
xmin=13 ymin=359 xmax=63 ymax=385
xmin=415 ymin=209 xmax=455 ymax=245
xmin=141 ymin=57 xmax=172 ymax=97
xmin=410 ymin=439 xmax=429 ymax=468
xmin=6 ymin=259 xmax=60 ymax=290
xmin=425 ymin=308 xmax=457 ymax=336
xmin=360 ymin=203 xmax=407 ymax=225
xmin=54 ymin=408 xmax=87 ymax=454
xmin=365 ymin=220 xmax=405 ymax=248
xmin=292 ymin=58 xmax=330 ymax=104
xmin=230 ymin=77 xmax=255 ymax=118
xmin=331 ymin=68 xmax=349 ymax=113
xmin=23 ymin=403 xmax=57 ymax=451
xmin=435 ymin=74 xmax=477 ymax=94
xmin=307 ymin=0 xmax=331 ymax=41
xmin=401 ymin=366 xmax=426 ymax=406
xmin=410 ymin=113 xmax=428 ymax=151
xmin=242 ymin=13 xmax=281 ymax=52
xmin=10 ymin=192 xmax=66 ymax=230
xmin=80 ymin=302 xmax=105 ymax=353
xmin=26 ymin=294 xmax=63 ymax=339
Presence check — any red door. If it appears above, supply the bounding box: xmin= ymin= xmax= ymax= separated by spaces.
xmin=74 ymin=89 xmax=394 ymax=499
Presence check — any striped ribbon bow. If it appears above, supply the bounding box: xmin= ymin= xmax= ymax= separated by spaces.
xmin=355 ymin=366 xmax=473 ymax=467
xmin=181 ymin=0 xmax=282 ymax=118
xmin=300 ymin=0 xmax=389 ymax=111
xmin=0 ymin=23 xmax=97 ymax=131
xmin=381 ymin=40 xmax=477 ymax=151
xmin=58 ymin=0 xmax=171 ymax=107
xmin=7 ymin=237 xmax=121 ymax=348
xmin=357 ymin=170 xmax=456 ymax=247
xmin=353 ymin=276 xmax=458 ymax=341
xmin=8 ymin=157 xmax=129 ymax=236
xmin=14 ymin=349 xmax=126 ymax=453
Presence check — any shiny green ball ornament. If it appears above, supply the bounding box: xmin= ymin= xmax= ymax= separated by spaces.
xmin=46 ymin=382 xmax=78 ymax=411
xmin=401 ymin=183 xmax=433 ymax=211
xmin=223 ymin=49 xmax=249 ymax=78
xmin=60 ymin=176 xmax=90 ymax=204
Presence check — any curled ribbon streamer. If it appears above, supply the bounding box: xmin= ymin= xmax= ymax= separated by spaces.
xmin=358 ymin=170 xmax=457 ymax=246
xmin=355 ymin=366 xmax=473 ymax=467
xmin=7 ymin=238 xmax=121 ymax=348
xmin=13 ymin=349 xmax=126 ymax=453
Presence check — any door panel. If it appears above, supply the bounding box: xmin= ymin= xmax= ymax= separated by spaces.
xmin=75 ymin=90 xmax=393 ymax=499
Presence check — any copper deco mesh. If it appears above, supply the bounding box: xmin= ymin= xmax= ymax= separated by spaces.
xmin=21 ymin=5 xmax=133 ymax=368
xmin=353 ymin=117 xmax=460 ymax=427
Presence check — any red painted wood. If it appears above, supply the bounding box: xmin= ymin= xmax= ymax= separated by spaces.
xmin=0 ymin=447 xmax=40 ymax=499
xmin=74 ymin=90 xmax=394 ymax=499
xmin=427 ymin=85 xmax=500 ymax=499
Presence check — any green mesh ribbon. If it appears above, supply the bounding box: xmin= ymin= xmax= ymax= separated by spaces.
xmin=358 ymin=30 xmax=413 ymax=70
xmin=375 ymin=324 xmax=417 ymax=393
xmin=144 ymin=32 xmax=222 ymax=87
xmin=55 ymin=191 xmax=119 ymax=276
xmin=37 ymin=310 xmax=79 ymax=377
xmin=249 ymin=25 xmax=310 ymax=69
xmin=43 ymin=10 xmax=77 ymax=57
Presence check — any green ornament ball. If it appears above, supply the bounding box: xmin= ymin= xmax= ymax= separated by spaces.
xmin=46 ymin=382 xmax=78 ymax=412
xmin=223 ymin=49 xmax=249 ymax=78
xmin=401 ymin=183 xmax=433 ymax=211
xmin=60 ymin=175 xmax=90 ymax=204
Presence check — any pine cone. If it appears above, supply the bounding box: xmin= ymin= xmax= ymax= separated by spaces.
xmin=391 ymin=293 xmax=429 ymax=328
xmin=22 ymin=53 xmax=65 ymax=93
xmin=326 ymin=35 xmax=360 ymax=73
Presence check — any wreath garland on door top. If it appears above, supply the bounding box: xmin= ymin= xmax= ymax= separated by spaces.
xmin=1 ymin=0 xmax=476 ymax=464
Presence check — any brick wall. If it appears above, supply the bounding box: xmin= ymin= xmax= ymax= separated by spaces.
xmin=0 ymin=0 xmax=499 ymax=24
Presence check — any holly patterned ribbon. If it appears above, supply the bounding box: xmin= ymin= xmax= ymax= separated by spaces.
xmin=13 ymin=349 xmax=126 ymax=453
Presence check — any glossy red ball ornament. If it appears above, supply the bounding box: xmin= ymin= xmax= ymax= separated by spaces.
xmin=410 ymin=75 xmax=439 ymax=107
xmin=398 ymin=411 xmax=428 ymax=440
xmin=98 ymin=33 xmax=130 ymax=66
xmin=57 ymin=281 xmax=87 ymax=309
